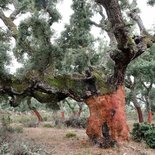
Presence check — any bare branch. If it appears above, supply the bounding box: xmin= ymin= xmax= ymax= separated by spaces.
xmin=89 ymin=20 xmax=102 ymax=28
xmin=98 ymin=5 xmax=106 ymax=19
xmin=128 ymin=11 xmax=148 ymax=35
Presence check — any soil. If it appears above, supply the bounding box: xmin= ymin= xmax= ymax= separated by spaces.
xmin=22 ymin=125 xmax=155 ymax=155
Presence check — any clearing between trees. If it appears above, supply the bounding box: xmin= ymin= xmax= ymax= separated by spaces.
xmin=22 ymin=123 xmax=155 ymax=155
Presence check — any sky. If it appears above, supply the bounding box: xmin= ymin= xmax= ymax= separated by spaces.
xmin=0 ymin=0 xmax=155 ymax=73
xmin=137 ymin=0 xmax=155 ymax=31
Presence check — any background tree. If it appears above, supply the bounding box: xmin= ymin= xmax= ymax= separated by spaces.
xmin=126 ymin=44 xmax=155 ymax=123
xmin=125 ymin=76 xmax=144 ymax=123
xmin=57 ymin=0 xmax=96 ymax=73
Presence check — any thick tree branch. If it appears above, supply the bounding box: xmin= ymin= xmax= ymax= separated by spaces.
xmin=89 ymin=20 xmax=102 ymax=28
xmin=128 ymin=10 xmax=147 ymax=35
xmin=0 ymin=68 xmax=114 ymax=106
xmin=96 ymin=0 xmax=128 ymax=49
xmin=0 ymin=9 xmax=18 ymax=38
xmin=95 ymin=0 xmax=155 ymax=85
xmin=0 ymin=9 xmax=35 ymax=54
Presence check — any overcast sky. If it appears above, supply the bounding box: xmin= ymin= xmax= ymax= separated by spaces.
xmin=137 ymin=0 xmax=155 ymax=30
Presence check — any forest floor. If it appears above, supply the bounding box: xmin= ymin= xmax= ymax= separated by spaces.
xmin=21 ymin=121 xmax=155 ymax=155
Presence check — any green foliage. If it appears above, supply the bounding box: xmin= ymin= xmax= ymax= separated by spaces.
xmin=0 ymin=0 xmax=11 ymax=9
xmin=11 ymin=0 xmax=62 ymax=75
xmin=57 ymin=0 xmax=95 ymax=73
xmin=16 ymin=16 xmax=54 ymax=71
xmin=126 ymin=44 xmax=155 ymax=110
xmin=0 ymin=115 xmax=23 ymax=133
xmin=0 ymin=135 xmax=49 ymax=155
xmin=1 ymin=115 xmax=14 ymax=133
xmin=65 ymin=132 xmax=77 ymax=138
xmin=131 ymin=122 xmax=155 ymax=148
xmin=127 ymin=45 xmax=155 ymax=79
xmin=63 ymin=0 xmax=93 ymax=49
xmin=11 ymin=113 xmax=37 ymax=126
xmin=13 ymin=126 xmax=24 ymax=133
xmin=119 ymin=0 xmax=129 ymax=10
xmin=0 ymin=28 xmax=11 ymax=79
xmin=43 ymin=123 xmax=52 ymax=128
xmin=147 ymin=0 xmax=155 ymax=6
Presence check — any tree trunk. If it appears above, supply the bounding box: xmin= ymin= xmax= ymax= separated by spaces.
xmin=131 ymin=89 xmax=144 ymax=123
xmin=147 ymin=111 xmax=153 ymax=124
xmin=33 ymin=109 xmax=43 ymax=124
xmin=145 ymin=95 xmax=152 ymax=123
xmin=135 ymin=106 xmax=144 ymax=123
xmin=77 ymin=107 xmax=82 ymax=117
xmin=85 ymin=85 xmax=129 ymax=147
xmin=61 ymin=111 xmax=65 ymax=120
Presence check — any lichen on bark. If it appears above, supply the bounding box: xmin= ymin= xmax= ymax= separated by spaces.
xmin=45 ymin=69 xmax=114 ymax=100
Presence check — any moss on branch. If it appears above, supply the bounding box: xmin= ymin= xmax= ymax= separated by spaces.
xmin=45 ymin=69 xmax=114 ymax=99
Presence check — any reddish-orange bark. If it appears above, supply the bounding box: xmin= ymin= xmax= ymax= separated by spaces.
xmin=61 ymin=111 xmax=65 ymax=119
xmin=147 ymin=111 xmax=153 ymax=124
xmin=85 ymin=85 xmax=129 ymax=143
xmin=33 ymin=109 xmax=43 ymax=123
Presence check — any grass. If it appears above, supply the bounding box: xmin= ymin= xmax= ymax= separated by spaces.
xmin=65 ymin=132 xmax=77 ymax=138
xmin=43 ymin=123 xmax=52 ymax=128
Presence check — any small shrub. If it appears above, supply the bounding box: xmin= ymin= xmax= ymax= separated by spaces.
xmin=43 ymin=123 xmax=52 ymax=128
xmin=0 ymin=115 xmax=15 ymax=133
xmin=144 ymin=128 xmax=155 ymax=148
xmin=1 ymin=115 xmax=11 ymax=127
xmin=0 ymin=135 xmax=50 ymax=155
xmin=13 ymin=126 xmax=24 ymax=133
xmin=43 ymin=116 xmax=48 ymax=121
xmin=131 ymin=122 xmax=155 ymax=148
xmin=65 ymin=117 xmax=87 ymax=128
xmin=0 ymin=115 xmax=50 ymax=154
xmin=23 ymin=121 xmax=37 ymax=128
xmin=65 ymin=132 xmax=77 ymax=138
xmin=54 ymin=118 xmax=63 ymax=126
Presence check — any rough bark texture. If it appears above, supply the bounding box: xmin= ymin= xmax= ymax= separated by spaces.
xmin=86 ymin=85 xmax=129 ymax=145
xmin=96 ymin=0 xmax=128 ymax=49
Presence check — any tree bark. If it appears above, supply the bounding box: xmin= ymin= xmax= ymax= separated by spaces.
xmin=135 ymin=106 xmax=144 ymax=123
xmin=61 ymin=111 xmax=65 ymax=120
xmin=85 ymin=85 xmax=129 ymax=147
xmin=131 ymin=89 xmax=144 ymax=123
xmin=145 ymin=96 xmax=152 ymax=123
xmin=33 ymin=109 xmax=43 ymax=124
xmin=147 ymin=111 xmax=153 ymax=124
xmin=142 ymin=81 xmax=153 ymax=124
xmin=128 ymin=11 xmax=148 ymax=35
